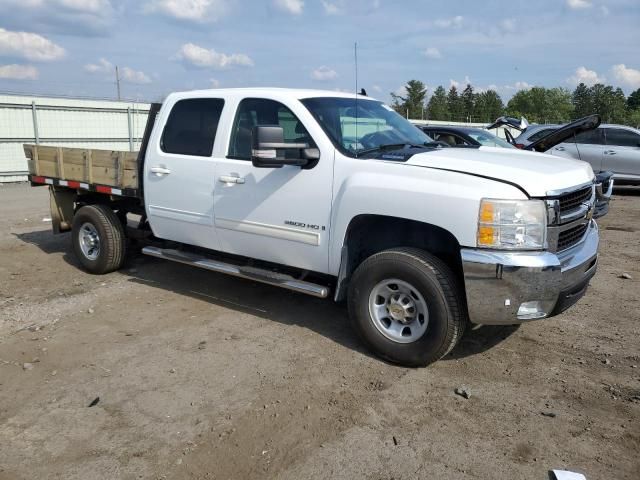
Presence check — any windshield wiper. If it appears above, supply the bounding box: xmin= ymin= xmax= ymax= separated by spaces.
xmin=356 ymin=143 xmax=425 ymax=156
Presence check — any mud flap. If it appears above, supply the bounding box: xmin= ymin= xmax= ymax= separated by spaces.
xmin=49 ymin=186 xmax=76 ymax=234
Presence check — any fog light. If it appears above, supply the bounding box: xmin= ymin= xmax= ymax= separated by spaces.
xmin=517 ymin=301 xmax=547 ymax=320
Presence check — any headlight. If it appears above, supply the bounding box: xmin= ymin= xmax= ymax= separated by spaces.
xmin=477 ymin=199 xmax=547 ymax=250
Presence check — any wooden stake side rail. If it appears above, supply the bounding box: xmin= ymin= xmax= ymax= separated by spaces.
xmin=23 ymin=144 xmax=140 ymax=198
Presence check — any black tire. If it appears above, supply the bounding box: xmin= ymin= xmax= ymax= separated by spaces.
xmin=348 ymin=248 xmax=467 ymax=367
xmin=72 ymin=204 xmax=126 ymax=274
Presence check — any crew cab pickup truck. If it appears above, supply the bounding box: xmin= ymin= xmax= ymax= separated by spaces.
xmin=24 ymin=88 xmax=600 ymax=367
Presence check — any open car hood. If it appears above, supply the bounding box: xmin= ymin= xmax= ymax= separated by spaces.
xmin=486 ymin=116 xmax=529 ymax=131
xmin=524 ymin=114 xmax=601 ymax=153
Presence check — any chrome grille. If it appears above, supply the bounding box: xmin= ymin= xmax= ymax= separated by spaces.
xmin=545 ymin=182 xmax=595 ymax=253
xmin=557 ymin=223 xmax=588 ymax=251
xmin=558 ymin=186 xmax=592 ymax=214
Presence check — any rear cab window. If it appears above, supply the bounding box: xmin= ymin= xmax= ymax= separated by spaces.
xmin=161 ymin=98 xmax=225 ymax=156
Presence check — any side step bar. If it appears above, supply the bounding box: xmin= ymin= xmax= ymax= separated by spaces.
xmin=142 ymin=246 xmax=330 ymax=299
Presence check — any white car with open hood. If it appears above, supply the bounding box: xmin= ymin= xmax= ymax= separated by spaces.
xmin=24 ymin=88 xmax=600 ymax=367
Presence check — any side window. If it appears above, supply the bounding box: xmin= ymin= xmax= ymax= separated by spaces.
xmin=571 ymin=129 xmax=604 ymax=145
xmin=228 ymin=98 xmax=315 ymax=160
xmin=605 ymin=128 xmax=640 ymax=147
xmin=161 ymin=98 xmax=225 ymax=156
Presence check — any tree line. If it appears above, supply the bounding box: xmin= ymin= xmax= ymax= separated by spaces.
xmin=390 ymin=79 xmax=640 ymax=127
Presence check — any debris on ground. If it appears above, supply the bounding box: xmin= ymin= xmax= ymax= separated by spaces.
xmin=88 ymin=397 xmax=100 ymax=407
xmin=618 ymin=273 xmax=632 ymax=280
xmin=455 ymin=386 xmax=471 ymax=399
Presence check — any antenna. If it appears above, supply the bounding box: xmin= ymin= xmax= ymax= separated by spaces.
xmin=354 ymin=42 xmax=359 ymax=157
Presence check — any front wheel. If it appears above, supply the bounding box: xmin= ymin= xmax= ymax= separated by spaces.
xmin=72 ymin=204 xmax=126 ymax=274
xmin=348 ymin=248 xmax=467 ymax=367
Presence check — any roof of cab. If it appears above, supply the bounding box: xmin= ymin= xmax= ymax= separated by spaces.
xmin=165 ymin=87 xmax=378 ymax=102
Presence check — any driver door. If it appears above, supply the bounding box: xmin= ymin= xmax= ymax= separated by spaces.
xmin=212 ymin=97 xmax=333 ymax=273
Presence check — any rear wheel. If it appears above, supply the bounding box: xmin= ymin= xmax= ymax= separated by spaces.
xmin=72 ymin=204 xmax=126 ymax=274
xmin=348 ymin=248 xmax=466 ymax=367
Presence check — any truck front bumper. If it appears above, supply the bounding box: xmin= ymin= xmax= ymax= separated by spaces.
xmin=460 ymin=220 xmax=599 ymax=325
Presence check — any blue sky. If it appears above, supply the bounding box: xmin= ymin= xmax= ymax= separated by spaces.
xmin=0 ymin=0 xmax=639 ymax=103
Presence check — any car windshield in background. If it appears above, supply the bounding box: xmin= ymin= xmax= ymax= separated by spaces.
xmin=466 ymin=130 xmax=514 ymax=149
xmin=301 ymin=97 xmax=433 ymax=157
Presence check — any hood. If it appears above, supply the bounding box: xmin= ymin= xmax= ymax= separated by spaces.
xmin=405 ymin=146 xmax=594 ymax=197
xmin=524 ymin=114 xmax=601 ymax=153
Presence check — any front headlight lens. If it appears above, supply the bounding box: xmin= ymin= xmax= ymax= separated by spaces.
xmin=477 ymin=199 xmax=547 ymax=249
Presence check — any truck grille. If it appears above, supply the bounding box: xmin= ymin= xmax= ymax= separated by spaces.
xmin=557 ymin=223 xmax=589 ymax=251
xmin=558 ymin=186 xmax=592 ymax=214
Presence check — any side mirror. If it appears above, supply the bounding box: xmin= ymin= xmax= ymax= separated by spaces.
xmin=251 ymin=126 xmax=317 ymax=168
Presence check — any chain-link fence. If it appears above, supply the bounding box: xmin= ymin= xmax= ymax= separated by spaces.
xmin=0 ymin=94 xmax=150 ymax=182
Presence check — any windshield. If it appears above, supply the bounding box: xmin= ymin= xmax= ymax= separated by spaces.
xmin=301 ymin=97 xmax=433 ymax=156
xmin=466 ymin=130 xmax=514 ymax=149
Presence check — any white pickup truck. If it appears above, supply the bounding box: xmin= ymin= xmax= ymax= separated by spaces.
xmin=25 ymin=88 xmax=599 ymax=366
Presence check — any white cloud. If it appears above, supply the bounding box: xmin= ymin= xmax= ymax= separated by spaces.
xmin=611 ymin=64 xmax=640 ymax=89
xmin=321 ymin=0 xmax=342 ymax=14
xmin=273 ymin=0 xmax=303 ymax=14
xmin=2 ymin=0 xmax=114 ymax=34
xmin=120 ymin=67 xmax=151 ymax=84
xmin=85 ymin=58 xmax=151 ymax=84
xmin=0 ymin=64 xmax=38 ymax=79
xmin=84 ymin=57 xmax=112 ymax=73
xmin=145 ymin=0 xmax=228 ymax=23
xmin=176 ymin=43 xmax=254 ymax=69
xmin=567 ymin=0 xmax=592 ymax=9
xmin=0 ymin=28 xmax=65 ymax=61
xmin=514 ymin=81 xmax=532 ymax=90
xmin=450 ymin=75 xmax=472 ymax=89
xmin=371 ymin=85 xmax=382 ymax=93
xmin=567 ymin=66 xmax=605 ymax=86
xmin=311 ymin=66 xmax=337 ymax=81
xmin=423 ymin=47 xmax=441 ymax=59
xmin=209 ymin=78 xmax=220 ymax=88
xmin=434 ymin=16 xmax=463 ymax=28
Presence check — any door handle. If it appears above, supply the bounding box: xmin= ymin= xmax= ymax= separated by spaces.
xmin=150 ymin=166 xmax=171 ymax=176
xmin=555 ymin=146 xmax=565 ymax=151
xmin=604 ymin=150 xmax=616 ymax=155
xmin=219 ymin=175 xmax=245 ymax=184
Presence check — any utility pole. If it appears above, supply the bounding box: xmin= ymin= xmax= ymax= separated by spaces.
xmin=115 ymin=66 xmax=121 ymax=101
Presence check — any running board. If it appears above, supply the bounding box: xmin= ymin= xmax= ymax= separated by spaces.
xmin=142 ymin=246 xmax=330 ymax=299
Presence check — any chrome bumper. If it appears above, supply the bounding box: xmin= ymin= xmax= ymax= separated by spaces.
xmin=461 ymin=221 xmax=599 ymax=325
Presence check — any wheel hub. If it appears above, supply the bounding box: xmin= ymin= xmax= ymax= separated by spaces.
xmin=368 ymin=279 xmax=429 ymax=344
xmin=79 ymin=222 xmax=100 ymax=261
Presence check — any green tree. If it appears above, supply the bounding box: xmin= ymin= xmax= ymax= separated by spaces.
xmin=446 ymin=86 xmax=463 ymax=121
xmin=589 ymin=84 xmax=627 ymax=123
xmin=627 ymin=88 xmax=640 ymax=111
xmin=474 ymin=90 xmax=504 ymax=122
xmin=506 ymin=87 xmax=573 ymax=123
xmin=461 ymin=84 xmax=475 ymax=121
xmin=572 ymin=83 xmax=592 ymax=119
xmin=390 ymin=80 xmax=427 ymax=118
xmin=426 ymin=85 xmax=449 ymax=120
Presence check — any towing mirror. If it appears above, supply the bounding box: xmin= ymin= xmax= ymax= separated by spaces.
xmin=251 ymin=125 xmax=315 ymax=168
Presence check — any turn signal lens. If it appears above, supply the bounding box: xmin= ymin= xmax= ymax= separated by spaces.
xmin=477 ymin=199 xmax=547 ymax=250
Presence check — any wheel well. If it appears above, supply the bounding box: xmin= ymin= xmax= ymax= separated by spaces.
xmin=336 ymin=215 xmax=464 ymax=301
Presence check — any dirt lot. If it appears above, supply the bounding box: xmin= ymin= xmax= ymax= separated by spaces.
xmin=0 ymin=183 xmax=638 ymax=480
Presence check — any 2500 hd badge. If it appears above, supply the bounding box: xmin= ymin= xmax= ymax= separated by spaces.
xmin=285 ymin=220 xmax=326 ymax=231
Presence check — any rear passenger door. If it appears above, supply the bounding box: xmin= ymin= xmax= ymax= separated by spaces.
xmin=552 ymin=129 xmax=605 ymax=172
xmin=144 ymin=97 xmax=225 ymax=250
xmin=603 ymin=127 xmax=640 ymax=179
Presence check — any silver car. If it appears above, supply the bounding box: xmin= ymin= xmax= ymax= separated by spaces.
xmin=516 ymin=124 xmax=640 ymax=185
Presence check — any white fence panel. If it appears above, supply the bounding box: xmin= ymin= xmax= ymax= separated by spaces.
xmin=0 ymin=94 xmax=151 ymax=182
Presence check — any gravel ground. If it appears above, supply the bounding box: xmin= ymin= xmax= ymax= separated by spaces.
xmin=0 ymin=182 xmax=639 ymax=480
